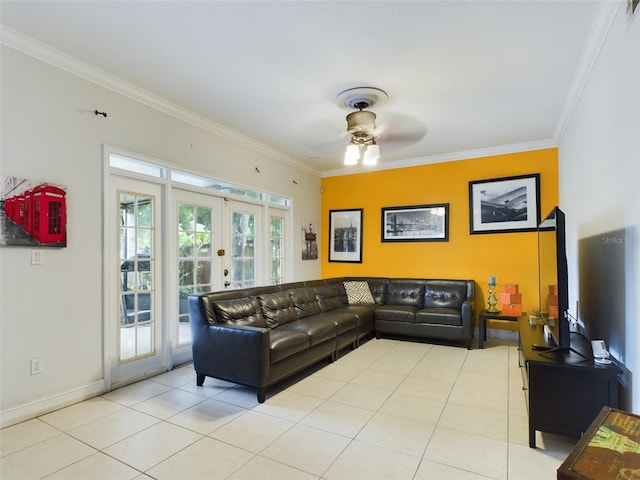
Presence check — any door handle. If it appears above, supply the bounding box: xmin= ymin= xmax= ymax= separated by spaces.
xmin=223 ymin=268 xmax=229 ymax=276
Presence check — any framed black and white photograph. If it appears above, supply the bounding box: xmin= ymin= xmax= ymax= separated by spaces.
xmin=329 ymin=208 xmax=363 ymax=262
xmin=469 ymin=173 xmax=540 ymax=234
xmin=381 ymin=203 xmax=449 ymax=242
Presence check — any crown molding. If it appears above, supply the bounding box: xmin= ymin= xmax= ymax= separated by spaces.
xmin=321 ymin=139 xmax=557 ymax=178
xmin=0 ymin=26 xmax=320 ymax=177
xmin=553 ymin=1 xmax=621 ymax=144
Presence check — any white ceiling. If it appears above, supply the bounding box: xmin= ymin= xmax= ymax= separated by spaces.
xmin=0 ymin=1 xmax=607 ymax=175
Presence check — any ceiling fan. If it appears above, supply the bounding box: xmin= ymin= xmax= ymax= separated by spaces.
xmin=299 ymin=86 xmax=427 ymax=167
xmin=335 ymin=87 xmax=388 ymax=165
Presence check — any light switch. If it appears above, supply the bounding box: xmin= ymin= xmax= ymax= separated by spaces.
xmin=31 ymin=250 xmax=43 ymax=265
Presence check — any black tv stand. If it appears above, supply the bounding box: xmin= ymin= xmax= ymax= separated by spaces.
xmin=519 ymin=318 xmax=620 ymax=448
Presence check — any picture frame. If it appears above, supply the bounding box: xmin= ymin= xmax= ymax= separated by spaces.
xmin=1 ymin=175 xmax=67 ymax=248
xmin=381 ymin=203 xmax=449 ymax=242
xmin=469 ymin=173 xmax=541 ymax=234
xmin=329 ymin=208 xmax=363 ymax=263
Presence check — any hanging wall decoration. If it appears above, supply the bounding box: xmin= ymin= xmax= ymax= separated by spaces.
xmin=381 ymin=203 xmax=449 ymax=242
xmin=301 ymin=220 xmax=318 ymax=260
xmin=0 ymin=176 xmax=67 ymax=247
xmin=469 ymin=173 xmax=540 ymax=234
xmin=328 ymin=208 xmax=363 ymax=263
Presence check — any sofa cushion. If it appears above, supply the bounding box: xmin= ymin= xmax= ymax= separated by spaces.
xmin=317 ymin=310 xmax=358 ymax=334
xmin=344 ymin=281 xmax=375 ymax=305
xmin=288 ymin=287 xmax=321 ymax=319
xmin=367 ymin=279 xmax=389 ymax=304
xmin=258 ymin=292 xmax=297 ymax=328
xmin=375 ymin=304 xmax=418 ymax=322
xmin=415 ymin=308 xmax=462 ymax=326
xmin=424 ymin=282 xmax=467 ymax=309
xmin=342 ymin=304 xmax=376 ymax=329
xmin=332 ymin=282 xmax=349 ymax=305
xmin=385 ymin=281 xmax=425 ymax=308
xmin=314 ymin=285 xmax=342 ymax=312
xmin=211 ymin=297 xmax=268 ymax=328
xmin=269 ymin=329 xmax=310 ymax=362
xmin=278 ymin=317 xmax=337 ymax=346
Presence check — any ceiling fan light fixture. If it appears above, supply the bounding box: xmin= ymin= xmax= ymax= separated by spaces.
xmin=344 ymin=144 xmax=360 ymax=165
xmin=363 ymin=144 xmax=380 ymax=165
xmin=336 ymin=87 xmax=388 ymax=167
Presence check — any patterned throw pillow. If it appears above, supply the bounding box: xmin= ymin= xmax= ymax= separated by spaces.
xmin=344 ymin=281 xmax=375 ymax=305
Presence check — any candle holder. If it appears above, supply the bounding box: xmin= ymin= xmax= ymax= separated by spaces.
xmin=487 ymin=284 xmax=499 ymax=313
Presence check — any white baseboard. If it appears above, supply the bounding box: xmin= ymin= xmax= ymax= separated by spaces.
xmin=0 ymin=380 xmax=106 ymax=429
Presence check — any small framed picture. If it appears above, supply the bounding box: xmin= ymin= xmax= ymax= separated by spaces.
xmin=381 ymin=203 xmax=449 ymax=242
xmin=329 ymin=208 xmax=363 ymax=263
xmin=469 ymin=173 xmax=541 ymax=234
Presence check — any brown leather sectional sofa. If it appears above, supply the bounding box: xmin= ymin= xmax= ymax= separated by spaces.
xmin=188 ymin=277 xmax=474 ymax=402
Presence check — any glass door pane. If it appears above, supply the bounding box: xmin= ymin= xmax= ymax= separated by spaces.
xmin=226 ymin=201 xmax=261 ymax=289
xmin=119 ymin=192 xmax=155 ymax=361
xmin=177 ymin=202 xmax=213 ymax=345
xmin=269 ymin=215 xmax=285 ymax=285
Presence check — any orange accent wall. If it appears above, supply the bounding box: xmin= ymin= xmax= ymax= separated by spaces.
xmin=321 ymin=148 xmax=559 ymax=318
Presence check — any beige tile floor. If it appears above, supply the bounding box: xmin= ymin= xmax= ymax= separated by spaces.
xmin=0 ymin=336 xmax=577 ymax=479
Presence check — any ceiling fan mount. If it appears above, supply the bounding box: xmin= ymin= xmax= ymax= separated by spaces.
xmin=335 ymin=86 xmax=388 ymax=110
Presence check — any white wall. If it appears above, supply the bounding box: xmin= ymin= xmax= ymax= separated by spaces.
xmin=0 ymin=46 xmax=321 ymax=426
xmin=559 ymin=3 xmax=640 ymax=411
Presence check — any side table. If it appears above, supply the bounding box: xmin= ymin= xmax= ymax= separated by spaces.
xmin=478 ymin=310 xmax=520 ymax=348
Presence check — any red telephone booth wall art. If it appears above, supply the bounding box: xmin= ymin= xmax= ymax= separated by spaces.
xmin=1 ymin=176 xmax=67 ymax=248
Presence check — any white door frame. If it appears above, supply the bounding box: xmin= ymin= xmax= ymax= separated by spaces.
xmin=104 ymin=174 xmax=168 ymax=390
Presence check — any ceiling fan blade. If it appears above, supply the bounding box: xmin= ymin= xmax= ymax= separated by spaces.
xmin=376 ymin=112 xmax=427 ymax=145
xmin=298 ymin=117 xmax=346 ymax=151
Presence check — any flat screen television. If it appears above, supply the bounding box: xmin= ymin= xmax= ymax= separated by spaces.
xmin=537 ymin=206 xmax=571 ymax=350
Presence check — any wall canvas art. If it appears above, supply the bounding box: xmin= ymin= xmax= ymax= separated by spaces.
xmin=301 ymin=219 xmax=318 ymax=260
xmin=1 ymin=176 xmax=67 ymax=247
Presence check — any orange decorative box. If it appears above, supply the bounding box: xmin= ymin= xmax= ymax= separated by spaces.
xmin=500 ymin=292 xmax=522 ymax=305
xmin=549 ymin=284 xmax=558 ymax=295
xmin=548 ymin=294 xmax=559 ymax=306
xmin=548 ymin=305 xmax=559 ymax=319
xmin=501 ymin=303 xmax=522 ymax=316
xmin=503 ymin=284 xmax=519 ymax=294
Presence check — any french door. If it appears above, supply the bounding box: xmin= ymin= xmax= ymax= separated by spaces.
xmin=171 ymin=190 xmax=222 ymax=364
xmin=104 ymin=149 xmax=287 ymax=386
xmin=224 ymin=200 xmax=262 ymax=289
xmin=106 ymin=176 xmax=165 ymax=388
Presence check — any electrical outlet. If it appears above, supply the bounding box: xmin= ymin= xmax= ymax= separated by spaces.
xmin=30 ymin=358 xmax=42 ymax=375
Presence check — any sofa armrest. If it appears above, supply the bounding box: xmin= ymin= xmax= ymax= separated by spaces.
xmin=192 ymin=322 xmax=270 ymax=387
xmin=461 ymin=299 xmax=474 ymax=337
xmin=461 ymin=299 xmax=474 ymax=319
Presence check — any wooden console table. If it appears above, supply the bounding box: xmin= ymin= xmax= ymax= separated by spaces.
xmin=518 ymin=318 xmax=620 ymax=448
